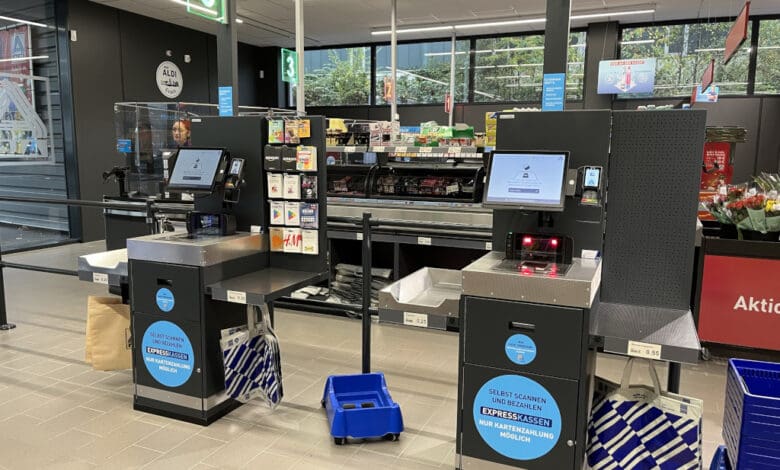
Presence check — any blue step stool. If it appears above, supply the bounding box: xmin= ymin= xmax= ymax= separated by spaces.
xmin=710 ymin=445 xmax=731 ymax=470
xmin=321 ymin=372 xmax=404 ymax=445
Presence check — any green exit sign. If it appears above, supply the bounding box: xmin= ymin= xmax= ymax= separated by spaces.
xmin=281 ymin=48 xmax=298 ymax=84
xmin=187 ymin=0 xmax=227 ymax=24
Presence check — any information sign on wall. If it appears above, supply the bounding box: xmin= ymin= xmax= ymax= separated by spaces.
xmin=281 ymin=48 xmax=297 ymax=84
xmin=597 ymin=58 xmax=656 ymax=94
xmin=156 ymin=61 xmax=183 ymax=99
xmin=541 ymin=73 xmax=565 ymax=111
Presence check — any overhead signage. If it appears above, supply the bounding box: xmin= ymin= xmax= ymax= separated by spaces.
xmin=597 ymin=58 xmax=656 ymax=94
xmin=541 ymin=73 xmax=565 ymax=111
xmin=186 ymin=0 xmax=227 ymax=24
xmin=724 ymin=1 xmax=750 ymax=65
xmin=701 ymin=59 xmax=715 ymax=93
xmin=156 ymin=61 xmax=183 ymax=99
xmin=281 ymin=48 xmax=297 ymax=84
xmin=218 ymin=86 xmax=233 ymax=116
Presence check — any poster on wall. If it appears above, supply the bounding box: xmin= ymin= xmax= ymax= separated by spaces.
xmin=597 ymin=58 xmax=656 ymax=94
xmin=701 ymin=142 xmax=733 ymax=191
xmin=0 ymin=25 xmax=32 ymax=103
xmin=695 ymin=85 xmax=720 ymax=103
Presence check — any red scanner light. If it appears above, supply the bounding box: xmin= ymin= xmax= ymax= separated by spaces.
xmin=522 ymin=236 xmax=533 ymax=246
xmin=550 ymin=238 xmax=559 ymax=247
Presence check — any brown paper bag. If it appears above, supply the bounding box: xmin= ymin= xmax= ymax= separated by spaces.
xmin=85 ymin=296 xmax=132 ymax=371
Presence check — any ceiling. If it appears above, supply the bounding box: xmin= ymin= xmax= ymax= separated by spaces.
xmin=90 ymin=0 xmax=779 ymax=48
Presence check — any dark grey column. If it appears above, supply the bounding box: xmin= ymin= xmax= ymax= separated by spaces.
xmin=583 ymin=22 xmax=619 ymax=109
xmin=543 ymin=0 xmax=572 ymax=75
xmin=216 ymin=0 xmax=238 ymax=114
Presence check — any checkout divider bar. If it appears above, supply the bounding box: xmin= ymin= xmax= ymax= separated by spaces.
xmin=0 ymin=195 xmax=174 ymax=331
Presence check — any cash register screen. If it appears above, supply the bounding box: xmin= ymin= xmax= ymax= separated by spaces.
xmin=483 ymin=151 xmax=569 ymax=211
xmin=167 ymin=148 xmax=225 ymax=191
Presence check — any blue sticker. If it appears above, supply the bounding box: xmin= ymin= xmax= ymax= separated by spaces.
xmin=505 ymin=334 xmax=537 ymax=365
xmin=218 ymin=86 xmax=233 ymax=116
xmin=141 ymin=321 xmax=194 ymax=388
xmin=541 ymin=73 xmax=565 ymax=112
xmin=473 ymin=375 xmax=561 ymax=461
xmin=155 ymin=288 xmax=175 ymax=312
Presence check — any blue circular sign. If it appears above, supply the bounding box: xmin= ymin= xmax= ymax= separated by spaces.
xmin=155 ymin=288 xmax=175 ymax=312
xmin=473 ymin=375 xmax=561 ymax=461
xmin=505 ymin=334 xmax=537 ymax=365
xmin=141 ymin=321 xmax=194 ymax=388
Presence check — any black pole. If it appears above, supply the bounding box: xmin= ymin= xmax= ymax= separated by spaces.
xmin=361 ymin=212 xmax=372 ymax=374
xmin=667 ymin=362 xmax=681 ymax=394
xmin=0 ymin=249 xmax=15 ymax=331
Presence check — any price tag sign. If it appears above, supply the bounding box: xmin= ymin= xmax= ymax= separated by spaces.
xmin=395 ymin=146 xmax=407 ymax=153
xmin=627 ymin=340 xmax=662 ymax=360
xmin=404 ymin=312 xmax=429 ymax=328
xmin=344 ymin=146 xmax=356 ymax=153
xmin=92 ymin=272 xmax=108 ymax=285
xmin=373 ymin=146 xmax=385 ymax=153
xmin=419 ymin=147 xmax=433 ymax=153
xmin=226 ymin=290 xmax=247 ymax=304
xmin=448 ymin=147 xmax=461 ymax=154
xmin=418 ymin=236 xmax=432 ymax=246
xmin=485 ymin=242 xmax=493 ymax=251
xmin=356 ymin=232 xmax=364 ymax=241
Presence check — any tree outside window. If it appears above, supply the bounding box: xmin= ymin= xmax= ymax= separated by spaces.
xmin=756 ymin=19 xmax=780 ymax=94
xmin=374 ymin=40 xmax=470 ymax=105
xmin=293 ymin=47 xmax=371 ymax=106
xmin=620 ymin=22 xmax=751 ymax=97
xmin=473 ymin=32 xmax=586 ymax=103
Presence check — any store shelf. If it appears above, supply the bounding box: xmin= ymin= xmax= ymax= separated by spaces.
xmin=591 ymin=302 xmax=701 ymax=364
xmin=207 ymin=268 xmax=329 ymax=305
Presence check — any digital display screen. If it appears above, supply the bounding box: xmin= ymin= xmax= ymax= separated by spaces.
xmin=584 ymin=167 xmax=601 ymax=188
xmin=484 ymin=151 xmax=568 ymax=210
xmin=168 ymin=148 xmax=224 ymax=190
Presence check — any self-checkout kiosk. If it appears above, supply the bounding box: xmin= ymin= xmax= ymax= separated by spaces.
xmin=126 ymin=116 xmax=329 ymax=425
xmin=456 ymin=109 xmax=707 ymax=469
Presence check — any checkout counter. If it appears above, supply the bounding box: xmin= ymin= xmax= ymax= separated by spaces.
xmin=455 ymin=110 xmax=706 ymax=469
xmin=79 ymin=115 xmax=329 ymax=425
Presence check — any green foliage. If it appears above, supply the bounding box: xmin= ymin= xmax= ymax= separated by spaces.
xmin=756 ymin=19 xmax=780 ymax=94
xmin=297 ymin=48 xmax=370 ymax=106
xmin=621 ymin=22 xmax=751 ymax=97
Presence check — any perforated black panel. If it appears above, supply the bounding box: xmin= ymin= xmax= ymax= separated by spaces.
xmin=602 ymin=110 xmax=706 ymax=310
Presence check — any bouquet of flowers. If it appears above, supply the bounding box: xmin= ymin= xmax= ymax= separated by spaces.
xmin=725 ymin=199 xmax=754 ymax=231
xmin=745 ymin=194 xmax=768 ymax=233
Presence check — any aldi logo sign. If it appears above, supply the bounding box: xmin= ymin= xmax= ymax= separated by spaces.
xmin=187 ymin=0 xmax=227 ymax=24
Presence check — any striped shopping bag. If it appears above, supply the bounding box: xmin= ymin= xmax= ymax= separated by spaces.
xmin=220 ymin=307 xmax=283 ymax=408
xmin=587 ymin=358 xmax=702 ymax=470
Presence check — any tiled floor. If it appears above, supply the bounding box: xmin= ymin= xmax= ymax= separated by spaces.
xmin=0 ymin=245 xmax=737 ymax=469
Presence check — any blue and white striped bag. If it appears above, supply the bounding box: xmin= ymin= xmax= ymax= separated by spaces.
xmin=587 ymin=358 xmax=703 ymax=470
xmin=220 ymin=306 xmax=283 ymax=408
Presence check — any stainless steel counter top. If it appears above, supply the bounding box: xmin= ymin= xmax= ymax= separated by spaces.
xmin=462 ymin=251 xmax=601 ymax=308
xmin=127 ymin=232 xmax=267 ymax=267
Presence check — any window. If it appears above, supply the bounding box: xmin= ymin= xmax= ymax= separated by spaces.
xmin=756 ymin=19 xmax=780 ymax=94
xmin=620 ymin=22 xmax=752 ymax=97
xmin=295 ymin=47 xmax=371 ymax=106
xmin=473 ymin=32 xmax=586 ymax=103
xmin=375 ymin=40 xmax=470 ymax=105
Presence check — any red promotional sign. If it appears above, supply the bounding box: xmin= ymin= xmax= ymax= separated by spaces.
xmin=724 ymin=1 xmax=750 ymax=65
xmin=444 ymin=93 xmax=451 ymax=113
xmin=698 ymin=255 xmax=780 ymax=351
xmin=0 ymin=25 xmax=32 ymax=103
xmin=700 ymin=142 xmax=733 ymax=191
xmin=700 ymin=59 xmax=715 ymax=93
